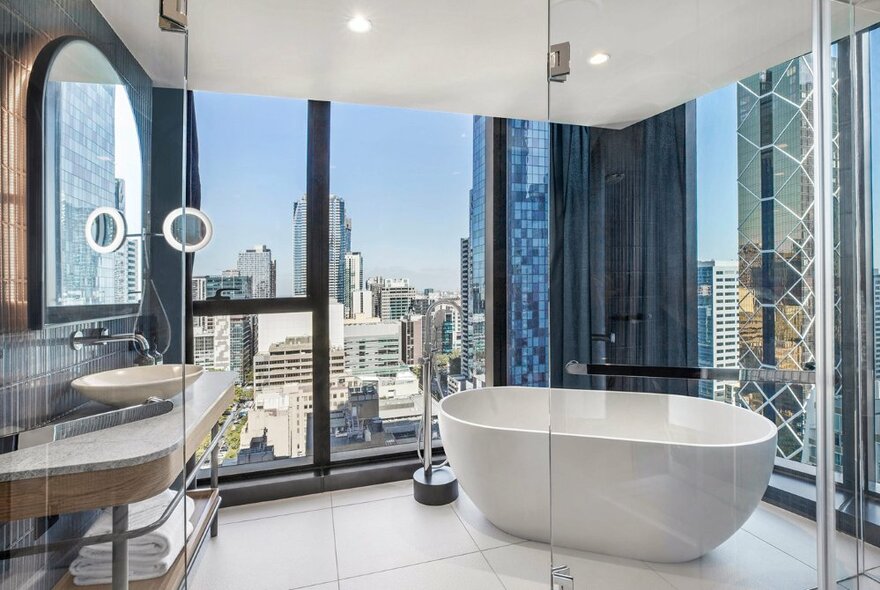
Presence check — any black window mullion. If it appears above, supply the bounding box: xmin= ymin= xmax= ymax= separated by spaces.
xmin=307 ymin=100 xmax=331 ymax=467
xmin=486 ymin=117 xmax=508 ymax=387
xmin=192 ymin=297 xmax=314 ymax=317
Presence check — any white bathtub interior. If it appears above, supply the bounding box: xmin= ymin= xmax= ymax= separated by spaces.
xmin=549 ymin=388 xmax=777 ymax=446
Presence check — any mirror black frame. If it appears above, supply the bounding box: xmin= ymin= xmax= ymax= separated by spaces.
xmin=27 ymin=36 xmax=143 ymax=329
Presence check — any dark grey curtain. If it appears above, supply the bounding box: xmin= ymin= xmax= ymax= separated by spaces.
xmin=550 ymin=105 xmax=697 ymax=394
xmin=549 ymin=124 xmax=593 ymax=389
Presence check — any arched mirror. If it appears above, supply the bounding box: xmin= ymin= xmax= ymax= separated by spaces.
xmin=28 ymin=38 xmax=144 ymax=328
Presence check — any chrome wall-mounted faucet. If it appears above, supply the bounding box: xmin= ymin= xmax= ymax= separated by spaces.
xmin=69 ymin=328 xmax=162 ymax=365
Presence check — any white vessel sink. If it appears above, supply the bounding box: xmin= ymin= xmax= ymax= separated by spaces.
xmin=71 ymin=365 xmax=204 ymax=407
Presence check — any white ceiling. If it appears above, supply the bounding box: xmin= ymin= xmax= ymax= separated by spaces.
xmin=93 ymin=0 xmax=880 ymax=129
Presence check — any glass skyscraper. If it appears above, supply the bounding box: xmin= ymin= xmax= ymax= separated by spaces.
xmin=193 ymin=273 xmax=254 ymax=384
xmin=462 ymin=117 xmax=549 ymax=387
xmin=237 ymin=245 xmax=277 ymax=298
xmin=736 ymin=56 xmax=840 ymax=466
xmin=506 ymin=120 xmax=549 ymax=387
xmin=291 ymin=193 xmax=348 ymax=302
xmin=49 ymin=81 xmax=119 ymax=305
xmin=697 ymin=260 xmax=739 ymax=401
xmin=463 ymin=118 xmax=486 ymax=384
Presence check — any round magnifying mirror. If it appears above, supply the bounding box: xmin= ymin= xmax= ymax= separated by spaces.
xmin=162 ymin=207 xmax=214 ymax=253
xmin=84 ymin=206 xmax=127 ymax=253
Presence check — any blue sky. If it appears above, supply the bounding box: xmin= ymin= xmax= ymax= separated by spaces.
xmin=193 ymin=89 xmax=739 ymax=296
xmin=696 ymin=84 xmax=739 ymax=262
xmin=193 ymin=94 xmax=472 ymax=295
xmin=194 ymin=56 xmax=879 ymax=292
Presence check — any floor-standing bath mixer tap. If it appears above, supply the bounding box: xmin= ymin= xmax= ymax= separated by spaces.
xmin=412 ymin=299 xmax=460 ymax=506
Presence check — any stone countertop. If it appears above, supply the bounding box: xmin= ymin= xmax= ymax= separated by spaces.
xmin=0 ymin=371 xmax=236 ymax=483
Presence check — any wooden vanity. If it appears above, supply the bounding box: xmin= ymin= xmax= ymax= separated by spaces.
xmin=0 ymin=371 xmax=236 ymax=590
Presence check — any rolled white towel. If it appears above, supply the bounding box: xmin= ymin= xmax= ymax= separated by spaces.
xmin=69 ymin=490 xmax=195 ymax=586
xmin=70 ymin=552 xmax=178 ymax=586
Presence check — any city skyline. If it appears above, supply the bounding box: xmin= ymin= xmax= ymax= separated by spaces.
xmin=192 ymin=95 xmax=472 ymax=293
xmin=190 ymin=92 xmax=744 ymax=297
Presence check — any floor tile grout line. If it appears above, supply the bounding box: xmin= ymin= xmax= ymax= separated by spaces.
xmin=289 ymin=580 xmax=340 ymax=590
xmin=640 ymin=528 xmax=818 ymax=590
xmin=329 ymin=504 xmax=342 ymax=585
xmin=641 ymin=560 xmax=687 ymax=590
xmin=218 ymin=487 xmax=413 ymax=527
xmin=335 ymin=548 xmax=485 ymax=582
xmin=219 ymin=504 xmax=333 ymax=527
xmin=450 ymin=500 xmax=526 ymax=551
xmin=741 ymin=527 xmax=819 ymax=571
xmin=330 ymin=489 xmax=415 ymax=510
xmin=218 ymin=485 xmax=413 ymax=527
xmin=449 ymin=499 xmax=510 ymax=589
xmin=477 ymin=548 xmax=510 ymax=590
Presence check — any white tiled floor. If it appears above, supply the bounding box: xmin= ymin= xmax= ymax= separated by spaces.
xmin=188 ymin=480 xmax=880 ymax=590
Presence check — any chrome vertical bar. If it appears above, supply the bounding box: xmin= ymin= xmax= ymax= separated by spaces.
xmin=422 ymin=354 xmax=433 ymax=474
xmin=210 ymin=422 xmax=219 ymax=537
xmin=111 ymin=505 xmax=129 ymax=590
xmin=813 ymin=0 xmax=836 ymax=587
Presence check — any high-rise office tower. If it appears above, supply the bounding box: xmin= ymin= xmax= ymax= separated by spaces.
xmin=506 ymin=119 xmax=549 ymax=387
xmin=874 ymin=270 xmax=880 ymax=376
xmin=460 ymin=238 xmax=472 ymax=379
xmin=442 ymin=311 xmax=455 ymax=354
xmin=292 ymin=196 xmax=307 ymax=296
xmin=350 ymin=289 xmax=374 ymax=319
xmin=49 ymin=82 xmax=119 ymax=305
xmin=697 ymin=260 xmax=739 ymax=401
xmin=344 ymin=252 xmax=364 ymax=318
xmin=343 ymin=321 xmax=406 ymax=377
xmin=292 ymin=193 xmax=348 ymax=302
xmin=193 ymin=272 xmax=255 ymax=384
xmin=463 ymin=119 xmax=487 ymax=386
xmin=344 ymin=216 xmax=352 ymax=257
xmin=237 ymin=245 xmax=276 ymax=298
xmin=462 ymin=117 xmax=549 ymax=387
xmin=368 ymin=277 xmax=417 ymax=321
xmin=111 ymin=179 xmax=140 ymax=304
xmin=400 ymin=314 xmax=424 ymax=365
xmin=330 ymin=196 xmax=348 ymax=303
xmin=737 ymin=58 xmax=838 ymax=463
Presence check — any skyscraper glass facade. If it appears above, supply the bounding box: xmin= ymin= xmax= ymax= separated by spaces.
xmin=291 ymin=196 xmax=308 ymax=296
xmin=464 ymin=117 xmax=486 ymax=383
xmin=237 ymin=245 xmax=277 ymax=298
xmin=736 ymin=56 xmax=841 ymax=466
xmin=697 ymin=260 xmax=739 ymax=401
xmin=462 ymin=117 xmax=549 ymax=387
xmin=48 ymin=82 xmax=119 ymax=305
xmin=291 ymin=193 xmax=348 ymax=302
xmin=506 ymin=120 xmax=549 ymax=387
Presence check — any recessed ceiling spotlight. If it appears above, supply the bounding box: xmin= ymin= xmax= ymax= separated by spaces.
xmin=347 ymin=15 xmax=372 ymax=33
xmin=589 ymin=52 xmax=610 ymax=65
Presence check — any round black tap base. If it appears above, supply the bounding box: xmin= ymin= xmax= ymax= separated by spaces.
xmin=413 ymin=466 xmax=459 ymax=506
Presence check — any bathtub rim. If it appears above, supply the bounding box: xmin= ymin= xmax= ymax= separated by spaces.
xmin=438 ymin=386 xmax=778 ymax=449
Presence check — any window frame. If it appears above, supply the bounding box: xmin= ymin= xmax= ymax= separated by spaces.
xmin=190 ymin=104 xmax=508 ymax=479
xmin=191 ymin=100 xmax=332 ymax=470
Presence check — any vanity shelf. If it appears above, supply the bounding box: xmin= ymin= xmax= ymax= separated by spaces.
xmin=52 ymin=488 xmax=221 ymax=590
xmin=0 ymin=371 xmax=236 ymax=589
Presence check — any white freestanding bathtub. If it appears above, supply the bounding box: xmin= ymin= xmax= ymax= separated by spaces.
xmin=438 ymin=387 xmax=777 ymax=563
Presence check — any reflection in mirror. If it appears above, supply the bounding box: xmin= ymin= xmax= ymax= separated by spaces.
xmin=84 ymin=206 xmax=126 ymax=254
xmin=43 ymin=40 xmax=143 ymax=311
xmin=162 ymin=207 xmax=214 ymax=253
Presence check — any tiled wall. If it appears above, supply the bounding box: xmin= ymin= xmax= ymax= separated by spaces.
xmin=0 ymin=1 xmax=155 ymax=588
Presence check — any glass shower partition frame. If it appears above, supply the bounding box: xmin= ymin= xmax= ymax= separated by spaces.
xmin=543 ymin=0 xmax=862 ymax=588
